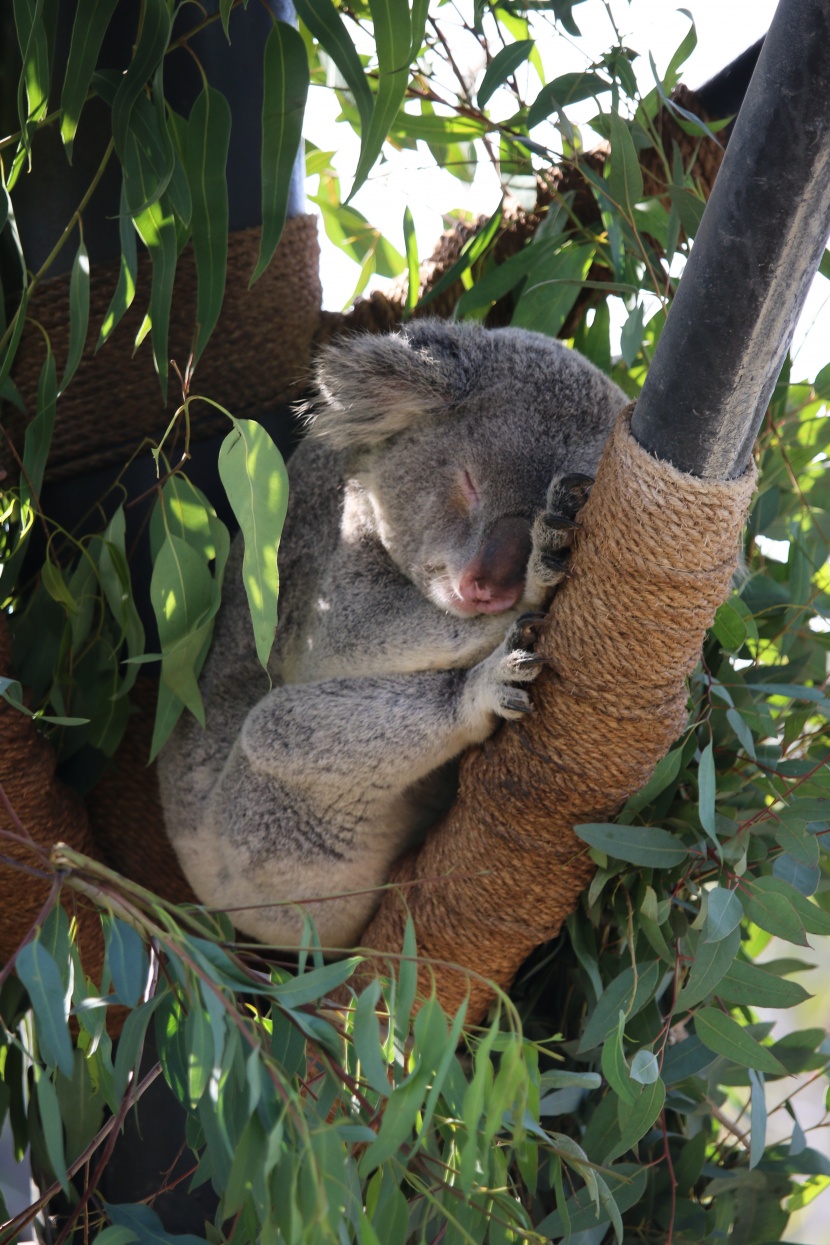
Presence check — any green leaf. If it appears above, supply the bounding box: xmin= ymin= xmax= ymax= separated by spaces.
xmin=606 ymin=1077 xmax=665 ymax=1163
xmin=417 ymin=199 xmax=502 ymax=310
xmin=60 ymin=0 xmax=121 ymax=156
xmin=574 ymin=823 xmax=689 ymax=868
xmin=748 ymin=1066 xmax=766 ymax=1169
xmin=698 ymin=741 xmax=720 ymax=856
xmin=353 ymin=980 xmax=392 ymax=1096
xmin=752 ymin=875 xmax=830 ymax=936
xmin=629 ymin=1048 xmax=660 ymax=1086
xmin=36 ymin=1070 xmax=70 ymax=1196
xmin=528 ymin=71 xmax=611 ymax=130
xmin=223 ymin=1111 xmax=267 ymax=1218
xmin=97 ymin=179 xmax=138 ymax=350
xmin=132 ymin=190 xmax=177 ymax=402
xmin=105 ymin=1201 xmax=206 ymax=1245
xmin=578 ymin=961 xmax=661 ymax=1052
xmin=13 ymin=0 xmax=50 ymax=129
xmin=607 ymin=112 xmax=644 ymax=219
xmin=712 ymin=599 xmax=748 ymax=652
xmin=601 ymin=1012 xmax=636 ymax=1105
xmin=511 ymin=242 xmax=595 ymax=337
xmin=726 ymin=707 xmax=756 ymax=760
xmin=273 ymin=957 xmax=362 ymax=1008
xmin=293 ymin=0 xmax=373 ymax=129
xmin=185 ymin=86 xmax=231 ymax=367
xmin=113 ymin=997 xmax=162 ymax=1102
xmin=111 ymin=0 xmax=170 ymax=163
xmin=625 ymin=746 xmax=684 ymax=814
xmin=478 ymin=40 xmax=534 ymax=108
xmin=350 ymin=0 xmax=413 ymax=198
xmin=185 ymin=1002 xmax=213 ymax=1109
xmin=90 ymin=1227 xmax=138 ymax=1245
xmin=252 ymin=22 xmax=309 ymax=285
xmin=102 ymin=916 xmax=148 ymax=1008
xmin=16 ymin=939 xmax=74 ymax=1078
xmin=741 ymin=886 xmax=809 ymax=946
xmin=535 ymin=1165 xmax=647 ymax=1239
xmin=60 ymin=238 xmax=90 ymax=393
xmin=695 ymin=1007 xmax=786 ymax=1075
xmin=675 ymin=923 xmax=741 ymax=1011
xmin=402 ymin=206 xmax=418 ymax=315
xmin=704 ymin=886 xmax=744 ymax=943
xmin=218 ymin=418 xmax=289 ymax=671
xmin=718 ymin=960 xmax=811 ymax=1010
xmin=151 ymin=533 xmax=217 ymax=722
xmin=56 ymin=1051 xmax=105 ymax=1165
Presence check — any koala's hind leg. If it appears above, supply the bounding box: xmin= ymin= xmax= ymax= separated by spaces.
xmin=525 ymin=473 xmax=594 ymax=606
xmin=182 ymin=616 xmax=545 ymax=948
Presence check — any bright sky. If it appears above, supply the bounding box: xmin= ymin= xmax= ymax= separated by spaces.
xmin=302 ymin=0 xmax=830 ymax=384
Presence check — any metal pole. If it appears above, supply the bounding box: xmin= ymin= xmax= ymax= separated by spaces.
xmin=630 ymin=0 xmax=830 ymax=480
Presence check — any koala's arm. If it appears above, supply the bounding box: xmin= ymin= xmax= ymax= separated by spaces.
xmin=173 ymin=617 xmax=542 ymax=950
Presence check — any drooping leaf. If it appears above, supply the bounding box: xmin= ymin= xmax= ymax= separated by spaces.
xmin=217 ymin=418 xmax=289 ymax=670
xmin=35 ymin=1070 xmax=70 ymax=1196
xmin=293 ymin=0 xmax=373 ymax=129
xmin=704 ymin=886 xmax=744 ymax=943
xmin=132 ymin=188 xmax=177 ymax=402
xmin=60 ymin=0 xmax=121 ymax=156
xmin=111 ymin=0 xmax=170 ymax=163
xmin=606 ymin=1076 xmax=665 ymax=1163
xmin=478 ymin=40 xmax=535 ymax=108
xmin=251 ymin=22 xmax=309 ymax=285
xmin=695 ymin=1007 xmax=786 ymax=1075
xmin=184 ymin=86 xmax=231 ymax=367
xmin=574 ymin=822 xmax=689 ymax=868
xmin=60 ymin=238 xmax=90 ymax=393
xmin=350 ymin=0 xmax=413 ymax=198
xmin=16 ymin=939 xmax=74 ymax=1079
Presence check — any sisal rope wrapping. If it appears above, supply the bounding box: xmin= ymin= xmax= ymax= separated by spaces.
xmin=0 ymin=620 xmax=106 ymax=983
xmin=5 ymin=217 xmax=322 ymax=481
xmin=349 ymin=407 xmax=758 ymax=1023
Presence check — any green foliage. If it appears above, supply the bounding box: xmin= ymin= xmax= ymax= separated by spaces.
xmin=3 ymin=2 xmax=830 ymax=1243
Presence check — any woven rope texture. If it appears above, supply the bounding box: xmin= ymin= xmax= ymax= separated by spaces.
xmin=349 ymin=408 xmax=758 ymax=1022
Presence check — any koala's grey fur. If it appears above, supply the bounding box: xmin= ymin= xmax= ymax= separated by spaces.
xmin=158 ymin=321 xmax=626 ymax=949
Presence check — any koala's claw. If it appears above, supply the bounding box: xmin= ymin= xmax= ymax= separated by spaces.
xmin=500 ymin=691 xmax=534 ymax=718
xmin=542 ymin=513 xmax=582 ymax=531
xmin=541 ymin=551 xmax=570 ymax=574
xmin=512 ymin=611 xmax=546 ymax=650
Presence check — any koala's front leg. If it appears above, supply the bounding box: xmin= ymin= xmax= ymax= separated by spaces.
xmin=524 ymin=473 xmax=594 ymax=608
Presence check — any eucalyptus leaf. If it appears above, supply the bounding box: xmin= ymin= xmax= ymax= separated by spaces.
xmin=218 ymin=418 xmax=289 ymax=671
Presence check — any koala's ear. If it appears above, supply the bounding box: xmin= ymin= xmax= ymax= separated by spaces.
xmin=308 ymin=325 xmax=469 ymax=449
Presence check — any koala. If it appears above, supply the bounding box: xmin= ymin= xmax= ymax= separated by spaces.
xmin=158 ymin=321 xmax=626 ymax=950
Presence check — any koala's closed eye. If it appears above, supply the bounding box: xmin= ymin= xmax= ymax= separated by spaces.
xmin=158 ymin=320 xmax=627 ymax=950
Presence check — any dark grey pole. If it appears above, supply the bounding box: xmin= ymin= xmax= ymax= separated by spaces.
xmin=630 ymin=0 xmax=830 ymax=480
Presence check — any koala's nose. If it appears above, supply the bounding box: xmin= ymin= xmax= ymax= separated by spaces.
xmin=457 ymin=516 xmax=532 ymax=613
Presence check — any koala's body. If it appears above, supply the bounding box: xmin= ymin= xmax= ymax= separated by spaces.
xmin=158 ymin=322 xmax=626 ymax=949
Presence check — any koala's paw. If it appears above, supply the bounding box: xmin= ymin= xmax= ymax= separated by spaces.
xmin=462 ymin=612 xmax=546 ymax=728
xmin=525 ymin=472 xmax=594 ymax=606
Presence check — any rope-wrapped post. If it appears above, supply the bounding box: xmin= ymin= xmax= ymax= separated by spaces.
xmin=352 ymin=408 xmax=757 ymax=1023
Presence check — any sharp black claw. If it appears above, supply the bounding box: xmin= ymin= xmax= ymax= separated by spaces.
xmin=503 ymin=696 xmax=533 ymax=714
xmin=543 ymin=512 xmax=581 ymax=530
xmin=517 ymin=611 xmax=547 ymax=626
xmin=541 ymin=552 xmax=570 ymax=573
xmin=561 ymin=472 xmax=595 ymax=490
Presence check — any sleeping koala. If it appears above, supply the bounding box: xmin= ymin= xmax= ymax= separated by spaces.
xmin=158 ymin=321 xmax=626 ymax=948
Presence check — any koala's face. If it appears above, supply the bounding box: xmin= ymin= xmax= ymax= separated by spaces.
xmin=311 ymin=322 xmax=626 ymax=617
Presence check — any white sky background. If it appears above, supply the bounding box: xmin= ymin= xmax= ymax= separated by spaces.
xmin=303 ymin=0 xmax=830 ymax=384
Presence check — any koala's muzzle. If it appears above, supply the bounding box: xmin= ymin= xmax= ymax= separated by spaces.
xmin=457 ymin=516 xmax=532 ymax=614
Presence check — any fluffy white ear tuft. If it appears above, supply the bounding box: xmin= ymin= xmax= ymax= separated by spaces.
xmin=307 ymin=323 xmax=471 ymax=449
